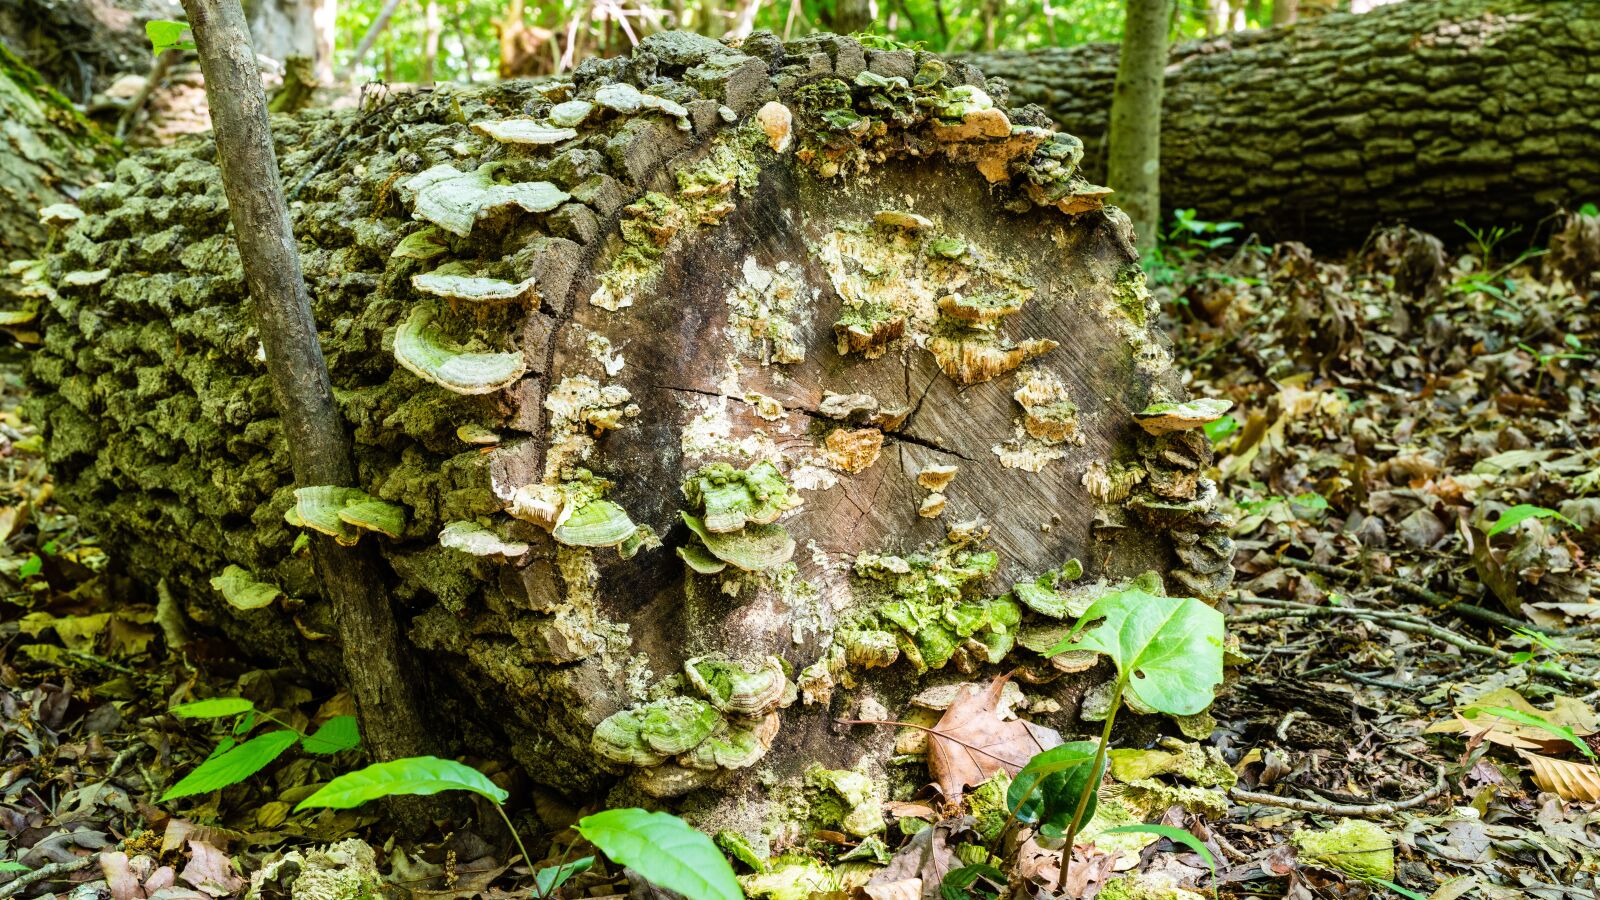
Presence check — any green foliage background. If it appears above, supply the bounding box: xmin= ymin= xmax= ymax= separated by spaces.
xmin=336 ymin=0 xmax=1265 ymax=85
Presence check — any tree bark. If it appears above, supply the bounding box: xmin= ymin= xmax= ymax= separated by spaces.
xmin=178 ymin=0 xmax=431 ymax=774
xmin=970 ymin=0 xmax=1600 ymax=248
xmin=343 ymin=0 xmax=403 ymax=79
xmin=1271 ymin=0 xmax=1297 ymax=26
xmin=21 ymin=32 xmax=1230 ymax=835
xmin=243 ymin=0 xmax=336 ymax=81
xmin=0 ymin=42 xmax=114 ymax=261
xmin=1107 ymin=0 xmax=1168 ymax=253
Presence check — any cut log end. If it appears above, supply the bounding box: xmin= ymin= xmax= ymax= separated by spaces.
xmin=14 ymin=30 xmax=1232 ymax=841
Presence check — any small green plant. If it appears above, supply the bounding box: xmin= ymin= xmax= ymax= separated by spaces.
xmin=161 ymin=698 xmax=360 ymax=801
xmin=1144 ymin=208 xmax=1252 ymax=297
xmin=296 ymin=757 xmax=743 ymax=900
xmin=1518 ymin=334 xmax=1593 ymax=388
xmin=1481 ymin=502 xmax=1574 ymax=539
xmin=1457 ymin=220 xmax=1522 ymax=267
xmin=145 ymin=20 xmax=196 ymax=54
xmin=1004 ymin=586 xmax=1225 ymax=895
xmin=0 ymin=860 xmax=28 ymax=873
xmin=1460 ymin=706 xmax=1597 ymax=761
xmin=1505 ymin=627 xmax=1573 ymax=678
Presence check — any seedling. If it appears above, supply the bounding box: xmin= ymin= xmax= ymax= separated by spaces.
xmin=161 ymin=698 xmax=360 ymax=801
xmin=145 ymin=20 xmax=196 ymax=54
xmin=296 ymin=757 xmax=743 ymax=900
xmin=1004 ymin=586 xmax=1225 ymax=895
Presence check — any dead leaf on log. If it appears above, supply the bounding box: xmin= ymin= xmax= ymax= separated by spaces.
xmin=1518 ymin=751 xmax=1600 ymax=802
xmin=863 ymin=817 xmax=967 ymax=900
xmin=927 ymin=675 xmax=1062 ymax=801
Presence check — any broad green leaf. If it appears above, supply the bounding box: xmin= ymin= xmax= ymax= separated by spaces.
xmin=1008 ymin=742 xmax=1103 ymax=838
xmin=1048 ymin=588 xmax=1224 ymax=716
xmin=576 ymin=808 xmax=742 ymax=900
xmin=18 ymin=554 xmax=41 ymax=579
xmin=0 ymin=860 xmax=28 ymax=872
xmin=1099 ymin=824 xmax=1217 ymax=888
xmin=1485 ymin=504 xmax=1574 ymax=538
xmin=295 ymin=756 xmax=508 ymax=811
xmin=162 ymin=730 xmax=299 ymax=800
xmin=144 ymin=20 xmax=194 ymax=53
xmin=301 ymin=716 xmax=361 ymax=755
xmin=171 ymin=698 xmax=256 ymax=719
xmin=1463 ymin=706 xmax=1596 ymax=760
xmin=939 ymin=863 xmax=1004 ymax=900
xmin=533 ymin=856 xmax=593 ymax=896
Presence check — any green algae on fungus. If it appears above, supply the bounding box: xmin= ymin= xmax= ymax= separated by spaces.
xmin=287 ymin=486 xmax=407 ymax=546
xmin=738 ymin=856 xmax=835 ymax=900
xmin=1134 ymin=397 xmax=1234 ymax=436
xmin=677 ymin=541 xmax=728 ymax=574
xmin=682 ymin=512 xmax=796 ymax=572
xmin=680 ymin=711 xmax=780 ymax=770
xmin=592 ymin=695 xmax=723 ymax=767
xmin=805 ymin=766 xmax=886 ymax=837
xmin=551 ymin=499 xmax=637 ymax=547
xmin=683 ymin=460 xmax=802 ymax=533
xmin=393 ymin=304 xmax=527 ymax=395
xmin=210 ymin=564 xmax=283 ymax=611
xmin=411 ymin=264 xmax=540 ymax=305
xmin=399 ymin=162 xmax=569 ymax=238
xmin=686 ymin=654 xmax=795 ymax=717
xmin=389 ymin=226 xmax=451 ymax=261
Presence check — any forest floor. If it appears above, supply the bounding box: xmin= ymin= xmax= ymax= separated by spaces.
xmin=1 ymin=215 xmax=1598 ymax=900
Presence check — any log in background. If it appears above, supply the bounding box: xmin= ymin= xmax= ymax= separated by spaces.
xmin=972 ymin=0 xmax=1600 ymax=248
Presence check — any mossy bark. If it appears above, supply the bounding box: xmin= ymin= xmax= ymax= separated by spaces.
xmin=17 ymin=31 xmax=1231 ymax=843
xmin=970 ymin=0 xmax=1600 ymax=247
xmin=0 ymin=42 xmax=115 ymax=261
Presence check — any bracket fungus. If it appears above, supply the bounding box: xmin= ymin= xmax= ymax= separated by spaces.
xmin=393 ymin=304 xmax=527 ymax=395
xmin=686 ymin=655 xmax=796 ymax=717
xmin=1134 ymin=398 xmax=1234 ymax=436
xmin=470 ymin=119 xmax=579 ymax=145
xmin=399 ymin=163 xmax=569 ymax=237
xmin=592 ymin=695 xmax=724 ymax=767
xmin=681 ymin=513 xmax=796 ymax=573
xmin=286 ymin=486 xmax=408 ymax=545
xmin=411 ymin=265 xmax=541 ymax=305
xmin=438 ymin=520 xmax=530 ymax=559
xmin=683 ymin=461 xmax=802 ymax=534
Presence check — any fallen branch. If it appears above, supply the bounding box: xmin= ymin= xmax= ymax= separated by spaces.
xmin=1229 ymin=765 xmax=1449 ymax=819
xmin=1231 ymin=597 xmax=1600 ymax=689
xmin=1277 ymin=556 xmax=1565 ymax=636
xmin=0 ymin=855 xmax=99 ymax=899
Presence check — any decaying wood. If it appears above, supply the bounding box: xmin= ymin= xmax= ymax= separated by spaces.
xmin=12 ymin=30 xmax=1231 ymax=840
xmin=971 ymin=0 xmax=1600 ymax=246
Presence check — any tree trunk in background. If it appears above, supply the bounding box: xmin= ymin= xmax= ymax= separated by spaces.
xmin=1271 ymin=0 xmax=1297 ymax=26
xmin=244 ymin=0 xmax=335 ymax=81
xmin=1107 ymin=0 xmax=1168 ymax=253
xmin=0 ymin=43 xmax=114 ymax=261
xmin=832 ymin=0 xmax=875 ymax=35
xmin=970 ymin=0 xmax=1600 ymax=248
xmin=14 ymin=33 xmax=1230 ymax=831
xmin=421 ymin=0 xmax=441 ymax=84
xmin=179 ymin=0 xmax=432 ymax=788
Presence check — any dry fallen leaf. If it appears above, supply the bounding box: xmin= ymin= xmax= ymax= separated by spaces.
xmin=1518 ymin=751 xmax=1600 ymax=802
xmin=927 ymin=675 xmax=1061 ymax=800
xmin=179 ymin=841 xmax=243 ymax=898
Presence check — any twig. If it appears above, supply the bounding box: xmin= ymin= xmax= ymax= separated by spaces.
xmin=0 ymin=855 xmax=99 ymax=899
xmin=1230 ymin=765 xmax=1449 ymax=819
xmin=1232 ymin=597 xmax=1600 ymax=689
xmin=1278 ymin=556 xmax=1565 ymax=636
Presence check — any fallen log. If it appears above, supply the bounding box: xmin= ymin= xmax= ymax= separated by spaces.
xmin=970 ymin=0 xmax=1600 ymax=248
xmin=13 ymin=31 xmax=1232 ymax=839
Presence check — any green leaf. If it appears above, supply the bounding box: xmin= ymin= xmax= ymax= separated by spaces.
xmin=295 ymin=756 xmax=508 ymax=811
xmin=575 ymin=808 xmax=742 ymax=900
xmin=144 ymin=20 xmax=194 ymax=53
xmin=533 ymin=856 xmax=593 ymax=897
xmin=301 ymin=716 xmax=361 ymax=755
xmin=1099 ymin=824 xmax=1217 ymax=888
xmin=1047 ymin=588 xmax=1225 ymax=717
xmin=939 ymin=863 xmax=1003 ymax=900
xmin=1463 ymin=705 xmax=1596 ymax=760
xmin=171 ymin=698 xmax=256 ymax=719
xmin=1365 ymin=877 xmax=1428 ymax=900
xmin=1201 ymin=415 xmax=1238 ymax=444
xmin=1008 ymin=742 xmax=1103 ymax=838
xmin=1485 ymin=504 xmax=1574 ymax=538
xmin=162 ymin=730 xmax=299 ymax=800
xmin=0 ymin=861 xmax=28 ymax=873
xmin=18 ymin=555 xmax=41 ymax=579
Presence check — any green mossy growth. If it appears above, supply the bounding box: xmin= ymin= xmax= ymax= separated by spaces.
xmin=1291 ymin=818 xmax=1396 ymax=880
